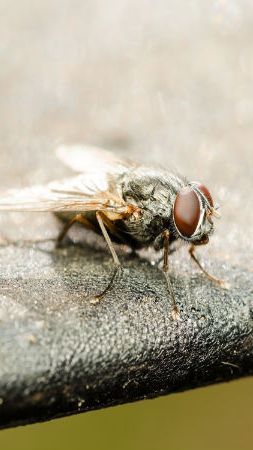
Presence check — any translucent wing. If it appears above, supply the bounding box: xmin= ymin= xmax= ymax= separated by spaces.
xmin=56 ymin=144 xmax=136 ymax=174
xmin=0 ymin=175 xmax=130 ymax=213
xmin=0 ymin=146 xmax=136 ymax=214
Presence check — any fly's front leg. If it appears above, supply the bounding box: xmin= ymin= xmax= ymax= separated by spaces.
xmin=155 ymin=246 xmax=177 ymax=268
xmin=162 ymin=230 xmax=180 ymax=320
xmin=189 ymin=244 xmax=229 ymax=289
xmin=89 ymin=211 xmax=122 ymax=303
xmin=57 ymin=213 xmax=95 ymax=246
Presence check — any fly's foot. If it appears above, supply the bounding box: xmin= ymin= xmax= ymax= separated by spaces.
xmin=88 ymin=285 xmax=113 ymax=306
xmin=189 ymin=245 xmax=230 ymax=290
xmin=201 ymin=272 xmax=230 ymax=290
xmin=88 ymin=286 xmax=111 ymax=304
xmin=216 ymin=279 xmax=230 ymax=290
xmin=88 ymin=264 xmax=122 ymax=305
xmin=89 ymin=295 xmax=103 ymax=305
xmin=171 ymin=305 xmax=180 ymax=321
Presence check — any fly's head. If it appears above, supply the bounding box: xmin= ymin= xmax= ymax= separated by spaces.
xmin=172 ymin=182 xmax=220 ymax=245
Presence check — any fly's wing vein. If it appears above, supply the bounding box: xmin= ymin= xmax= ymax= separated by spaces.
xmin=0 ymin=172 xmax=129 ymax=214
xmin=0 ymin=146 xmax=140 ymax=215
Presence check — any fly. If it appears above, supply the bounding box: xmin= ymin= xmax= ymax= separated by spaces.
xmin=0 ymin=145 xmax=228 ymax=319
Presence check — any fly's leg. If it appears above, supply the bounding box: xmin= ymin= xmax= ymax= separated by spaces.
xmin=57 ymin=214 xmax=96 ymax=246
xmin=162 ymin=230 xmax=180 ymax=320
xmin=57 ymin=212 xmax=121 ymax=301
xmin=89 ymin=211 xmax=121 ymax=303
xmin=96 ymin=211 xmax=129 ymax=244
xmin=189 ymin=245 xmax=229 ymax=289
xmin=155 ymin=247 xmax=177 ymax=268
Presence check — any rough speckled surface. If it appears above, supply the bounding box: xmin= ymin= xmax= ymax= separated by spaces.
xmin=0 ymin=238 xmax=252 ymax=428
xmin=0 ymin=0 xmax=253 ymax=429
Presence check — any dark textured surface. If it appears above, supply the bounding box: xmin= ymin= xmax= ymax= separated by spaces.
xmin=0 ymin=0 xmax=253 ymax=430
xmin=0 ymin=223 xmax=252 ymax=428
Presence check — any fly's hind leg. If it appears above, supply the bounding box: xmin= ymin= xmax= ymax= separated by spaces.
xmin=57 ymin=214 xmax=96 ymax=246
xmin=189 ymin=244 xmax=229 ymax=289
xmin=89 ymin=211 xmax=122 ymax=304
xmin=57 ymin=212 xmax=122 ymax=302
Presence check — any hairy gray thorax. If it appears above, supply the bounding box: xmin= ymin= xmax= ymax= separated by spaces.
xmin=119 ymin=168 xmax=187 ymax=248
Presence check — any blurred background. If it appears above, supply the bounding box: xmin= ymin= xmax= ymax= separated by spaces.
xmin=0 ymin=0 xmax=252 ymax=449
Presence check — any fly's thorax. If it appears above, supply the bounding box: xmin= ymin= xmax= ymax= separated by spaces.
xmin=119 ymin=169 xmax=186 ymax=246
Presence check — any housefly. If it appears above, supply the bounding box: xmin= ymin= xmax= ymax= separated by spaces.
xmin=0 ymin=145 xmax=227 ymax=319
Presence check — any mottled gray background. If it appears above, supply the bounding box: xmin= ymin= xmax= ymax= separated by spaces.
xmin=0 ymin=1 xmax=252 ymax=449
xmin=0 ymin=0 xmax=252 ymax=265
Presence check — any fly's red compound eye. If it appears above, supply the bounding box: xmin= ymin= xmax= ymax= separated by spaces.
xmin=195 ymin=183 xmax=213 ymax=207
xmin=173 ymin=187 xmax=200 ymax=238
